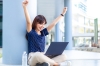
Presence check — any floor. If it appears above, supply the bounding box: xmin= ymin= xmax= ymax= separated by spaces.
xmin=1 ymin=49 xmax=100 ymax=66
xmin=69 ymin=60 xmax=100 ymax=66
xmin=64 ymin=50 xmax=100 ymax=60
xmin=0 ymin=60 xmax=100 ymax=66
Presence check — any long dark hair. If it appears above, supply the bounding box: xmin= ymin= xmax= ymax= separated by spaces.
xmin=26 ymin=15 xmax=47 ymax=40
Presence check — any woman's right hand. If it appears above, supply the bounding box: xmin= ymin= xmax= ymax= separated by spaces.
xmin=22 ymin=0 xmax=29 ymax=7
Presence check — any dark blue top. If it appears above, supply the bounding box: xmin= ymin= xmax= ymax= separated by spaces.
xmin=26 ymin=28 xmax=49 ymax=54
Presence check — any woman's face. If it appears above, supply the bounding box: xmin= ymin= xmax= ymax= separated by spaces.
xmin=36 ymin=22 xmax=45 ymax=31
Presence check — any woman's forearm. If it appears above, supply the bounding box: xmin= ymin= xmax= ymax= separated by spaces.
xmin=52 ymin=15 xmax=63 ymax=25
xmin=22 ymin=0 xmax=32 ymax=32
xmin=47 ymin=7 xmax=67 ymax=32
xmin=23 ymin=6 xmax=31 ymax=24
xmin=47 ymin=15 xmax=63 ymax=32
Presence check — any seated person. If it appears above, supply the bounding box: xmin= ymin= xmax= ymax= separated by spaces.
xmin=22 ymin=0 xmax=67 ymax=66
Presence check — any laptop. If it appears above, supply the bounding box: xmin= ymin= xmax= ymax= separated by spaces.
xmin=45 ymin=42 xmax=69 ymax=58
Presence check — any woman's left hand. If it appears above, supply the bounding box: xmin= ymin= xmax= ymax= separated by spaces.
xmin=62 ymin=7 xmax=67 ymax=15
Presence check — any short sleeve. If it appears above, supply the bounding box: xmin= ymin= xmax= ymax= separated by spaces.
xmin=26 ymin=30 xmax=33 ymax=38
xmin=42 ymin=28 xmax=49 ymax=36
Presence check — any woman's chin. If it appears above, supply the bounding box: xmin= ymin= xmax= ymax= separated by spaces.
xmin=38 ymin=29 xmax=42 ymax=31
xmin=38 ymin=28 xmax=43 ymax=31
xmin=40 ymin=29 xmax=43 ymax=31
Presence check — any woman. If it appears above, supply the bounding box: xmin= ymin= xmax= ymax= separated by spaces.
xmin=22 ymin=0 xmax=67 ymax=66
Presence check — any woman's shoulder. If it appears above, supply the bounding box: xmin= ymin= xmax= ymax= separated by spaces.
xmin=41 ymin=28 xmax=49 ymax=36
xmin=27 ymin=29 xmax=35 ymax=35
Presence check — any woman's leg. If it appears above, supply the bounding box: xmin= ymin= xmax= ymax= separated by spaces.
xmin=28 ymin=52 xmax=58 ymax=66
xmin=52 ymin=54 xmax=67 ymax=63
xmin=28 ymin=52 xmax=38 ymax=66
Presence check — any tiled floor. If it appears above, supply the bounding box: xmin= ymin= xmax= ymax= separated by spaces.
xmin=64 ymin=50 xmax=100 ymax=60
xmin=70 ymin=60 xmax=100 ymax=66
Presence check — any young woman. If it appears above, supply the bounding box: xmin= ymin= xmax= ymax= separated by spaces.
xmin=22 ymin=0 xmax=67 ymax=66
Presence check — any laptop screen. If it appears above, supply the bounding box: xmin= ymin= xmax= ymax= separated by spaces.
xmin=45 ymin=42 xmax=69 ymax=56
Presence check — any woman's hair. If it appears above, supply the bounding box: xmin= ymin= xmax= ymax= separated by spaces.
xmin=32 ymin=15 xmax=47 ymax=29
xmin=26 ymin=15 xmax=47 ymax=40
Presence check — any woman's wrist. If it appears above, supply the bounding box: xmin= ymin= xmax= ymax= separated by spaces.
xmin=61 ymin=14 xmax=64 ymax=16
xmin=23 ymin=5 xmax=27 ymax=8
xmin=61 ymin=13 xmax=65 ymax=16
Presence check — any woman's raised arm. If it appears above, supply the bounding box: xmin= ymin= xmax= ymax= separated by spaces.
xmin=22 ymin=0 xmax=32 ymax=32
xmin=47 ymin=7 xmax=67 ymax=32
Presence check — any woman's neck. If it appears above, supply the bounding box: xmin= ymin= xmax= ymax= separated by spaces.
xmin=35 ymin=29 xmax=41 ymax=35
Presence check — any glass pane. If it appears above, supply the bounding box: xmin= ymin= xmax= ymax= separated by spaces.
xmin=0 ymin=30 xmax=2 ymax=48
xmin=73 ymin=37 xmax=91 ymax=47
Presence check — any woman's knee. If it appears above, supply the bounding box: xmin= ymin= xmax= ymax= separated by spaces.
xmin=28 ymin=52 xmax=42 ymax=65
xmin=33 ymin=52 xmax=45 ymax=61
xmin=62 ymin=54 xmax=67 ymax=58
xmin=60 ymin=54 xmax=67 ymax=61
